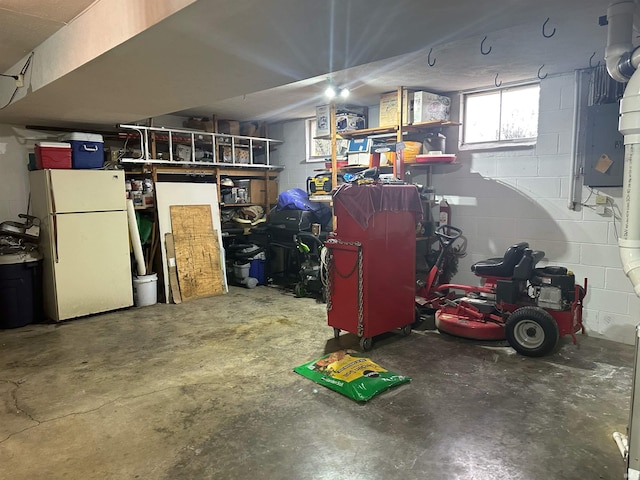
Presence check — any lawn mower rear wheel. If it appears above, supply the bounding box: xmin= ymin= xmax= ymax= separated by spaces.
xmin=505 ymin=306 xmax=559 ymax=357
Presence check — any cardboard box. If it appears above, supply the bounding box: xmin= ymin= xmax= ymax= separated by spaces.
xmin=346 ymin=139 xmax=371 ymax=166
xmin=347 ymin=152 xmax=371 ymax=166
xmin=183 ymin=117 xmax=214 ymax=132
xmin=412 ymin=91 xmax=451 ymax=123
xmin=316 ymin=105 xmax=367 ymax=136
xmin=218 ymin=120 xmax=240 ymax=136
xmin=220 ymin=144 xmax=250 ymax=163
xmin=379 ymin=90 xmax=414 ymax=126
xmin=249 ymin=179 xmax=278 ymax=205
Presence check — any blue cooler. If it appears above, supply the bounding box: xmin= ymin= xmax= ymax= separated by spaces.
xmin=63 ymin=132 xmax=104 ymax=169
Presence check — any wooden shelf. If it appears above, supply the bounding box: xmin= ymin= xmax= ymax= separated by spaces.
xmin=220 ymin=203 xmax=261 ymax=207
xmin=315 ymin=121 xmax=460 ymax=141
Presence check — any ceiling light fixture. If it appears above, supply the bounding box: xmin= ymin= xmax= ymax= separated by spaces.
xmin=324 ymin=85 xmax=350 ymax=100
xmin=324 ymin=85 xmax=337 ymax=99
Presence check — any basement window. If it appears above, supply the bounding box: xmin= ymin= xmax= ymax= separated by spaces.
xmin=461 ymin=83 xmax=540 ymax=148
xmin=305 ymin=118 xmax=348 ymax=162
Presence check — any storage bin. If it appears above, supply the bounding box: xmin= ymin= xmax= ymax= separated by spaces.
xmin=0 ymin=252 xmax=43 ymax=328
xmin=34 ymin=142 xmax=72 ymax=169
xmin=249 ymin=259 xmax=265 ymax=285
xmin=62 ymin=132 xmax=104 ymax=169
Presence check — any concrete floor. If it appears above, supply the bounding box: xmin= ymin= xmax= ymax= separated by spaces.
xmin=0 ymin=285 xmax=635 ymax=480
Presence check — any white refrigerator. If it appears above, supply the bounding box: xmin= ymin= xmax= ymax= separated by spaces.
xmin=30 ymin=170 xmax=133 ymax=321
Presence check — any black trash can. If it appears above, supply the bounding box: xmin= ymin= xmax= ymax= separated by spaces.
xmin=0 ymin=252 xmax=43 ymax=328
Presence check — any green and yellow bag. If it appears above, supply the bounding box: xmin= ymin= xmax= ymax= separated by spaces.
xmin=293 ymin=350 xmax=411 ymax=402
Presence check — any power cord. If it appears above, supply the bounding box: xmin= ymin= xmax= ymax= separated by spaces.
xmin=0 ymin=52 xmax=34 ymax=110
xmin=581 ymin=186 xmax=621 ymax=240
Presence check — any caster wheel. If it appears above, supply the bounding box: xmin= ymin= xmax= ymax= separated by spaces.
xmin=333 ymin=328 xmax=340 ymax=339
xmin=401 ymin=324 xmax=412 ymax=336
xmin=294 ymin=283 xmax=305 ymax=298
xmin=359 ymin=337 xmax=373 ymax=351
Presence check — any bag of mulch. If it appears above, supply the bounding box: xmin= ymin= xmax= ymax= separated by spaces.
xmin=293 ymin=350 xmax=411 ymax=402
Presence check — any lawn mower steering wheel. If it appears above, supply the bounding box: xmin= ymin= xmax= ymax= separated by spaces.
xmin=434 ymin=225 xmax=462 ymax=247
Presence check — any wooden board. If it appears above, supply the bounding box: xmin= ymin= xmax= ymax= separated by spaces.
xmin=170 ymin=205 xmax=225 ymax=301
xmin=164 ymin=233 xmax=182 ymax=304
xmin=155 ymin=182 xmax=227 ymax=303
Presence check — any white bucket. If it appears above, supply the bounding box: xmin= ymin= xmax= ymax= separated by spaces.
xmin=133 ymin=273 xmax=158 ymax=307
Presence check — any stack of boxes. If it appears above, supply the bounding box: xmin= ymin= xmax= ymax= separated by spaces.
xmin=315 ymin=105 xmax=367 ymax=137
xmin=378 ymin=90 xmax=451 ymax=126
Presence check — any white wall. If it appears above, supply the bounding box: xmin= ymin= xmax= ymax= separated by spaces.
xmin=269 ymin=120 xmax=319 ymax=193
xmin=427 ymin=72 xmax=638 ymax=344
xmin=0 ymin=124 xmax=49 ymax=221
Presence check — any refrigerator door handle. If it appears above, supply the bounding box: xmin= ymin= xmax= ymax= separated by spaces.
xmin=52 ymin=214 xmax=59 ymax=263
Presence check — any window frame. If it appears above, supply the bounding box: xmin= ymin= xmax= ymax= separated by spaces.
xmin=305 ymin=117 xmax=348 ymax=162
xmin=459 ymin=82 xmax=540 ymax=150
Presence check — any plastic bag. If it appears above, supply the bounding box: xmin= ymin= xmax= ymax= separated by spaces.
xmin=293 ymin=350 xmax=410 ymax=402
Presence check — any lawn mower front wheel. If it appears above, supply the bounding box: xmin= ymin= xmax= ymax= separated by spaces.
xmin=505 ymin=307 xmax=559 ymax=357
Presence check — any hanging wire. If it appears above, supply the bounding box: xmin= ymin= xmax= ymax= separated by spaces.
xmin=427 ymin=48 xmax=436 ymax=67
xmin=480 ymin=36 xmax=492 ymax=55
xmin=589 ymin=52 xmax=601 ymax=69
xmin=542 ymin=17 xmax=556 ymax=38
xmin=494 ymin=73 xmax=502 ymax=88
xmin=0 ymin=52 xmax=34 ymax=110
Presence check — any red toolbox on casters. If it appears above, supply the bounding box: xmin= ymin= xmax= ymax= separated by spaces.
xmin=325 ymin=183 xmax=422 ymax=350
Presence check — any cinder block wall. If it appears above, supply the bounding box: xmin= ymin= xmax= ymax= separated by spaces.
xmin=430 ymin=72 xmax=639 ymax=344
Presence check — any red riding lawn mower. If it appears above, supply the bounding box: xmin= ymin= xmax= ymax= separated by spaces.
xmin=416 ymin=225 xmax=587 ymax=357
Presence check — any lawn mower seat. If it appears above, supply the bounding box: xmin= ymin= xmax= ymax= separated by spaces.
xmin=471 ymin=242 xmax=530 ymax=278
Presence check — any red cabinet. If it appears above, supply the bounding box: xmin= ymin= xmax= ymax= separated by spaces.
xmin=325 ymin=184 xmax=422 ymax=349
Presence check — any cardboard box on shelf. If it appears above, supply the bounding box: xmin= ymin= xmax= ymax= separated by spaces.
xmin=220 ymin=144 xmax=250 ymax=163
xmin=249 ymin=179 xmax=278 ymax=204
xmin=316 ymin=104 xmax=367 ymax=137
xmin=183 ymin=117 xmax=214 ymax=132
xmin=218 ymin=120 xmax=241 ymax=136
xmin=346 ymin=138 xmax=372 ymax=166
xmin=379 ymin=90 xmax=414 ymax=127
xmin=412 ymin=91 xmax=451 ymax=123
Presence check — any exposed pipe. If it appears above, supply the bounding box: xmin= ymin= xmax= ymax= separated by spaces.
xmin=614 ymin=431 xmax=630 ymax=458
xmin=606 ymin=1 xmax=640 ymax=295
xmin=605 ymin=1 xmax=638 ymax=82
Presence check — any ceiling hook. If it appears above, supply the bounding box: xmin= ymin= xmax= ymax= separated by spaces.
xmin=480 ymin=36 xmax=492 ymax=55
xmin=589 ymin=52 xmax=601 ymax=69
xmin=537 ymin=64 xmax=548 ymax=80
xmin=542 ymin=17 xmax=556 ymax=38
xmin=427 ymin=48 xmax=436 ymax=67
xmin=494 ymin=72 xmax=502 ymax=88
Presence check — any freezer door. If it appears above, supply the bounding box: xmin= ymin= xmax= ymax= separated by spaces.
xmin=49 ymin=170 xmax=126 ymax=213
xmin=52 ymin=210 xmax=133 ymax=320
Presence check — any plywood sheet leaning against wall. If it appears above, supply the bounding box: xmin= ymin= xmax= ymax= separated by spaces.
xmin=155 ymin=182 xmax=228 ymax=303
xmin=170 ymin=205 xmax=225 ymax=301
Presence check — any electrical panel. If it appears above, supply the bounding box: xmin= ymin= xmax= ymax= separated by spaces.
xmin=584 ymin=102 xmax=625 ymax=187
